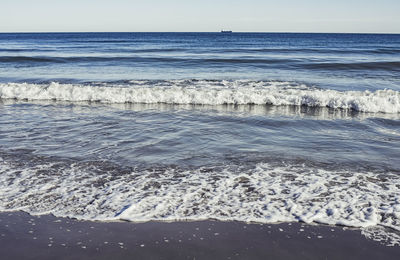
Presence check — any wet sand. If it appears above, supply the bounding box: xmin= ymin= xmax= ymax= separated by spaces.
xmin=1 ymin=211 xmax=399 ymax=260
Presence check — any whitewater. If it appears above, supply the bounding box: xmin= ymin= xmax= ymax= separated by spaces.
xmin=1 ymin=80 xmax=399 ymax=113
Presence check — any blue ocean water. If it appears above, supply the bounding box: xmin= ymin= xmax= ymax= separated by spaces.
xmin=0 ymin=33 xmax=400 ymax=244
xmin=1 ymin=32 xmax=399 ymax=90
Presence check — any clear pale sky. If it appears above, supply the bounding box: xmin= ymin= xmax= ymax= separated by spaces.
xmin=1 ymin=0 xmax=399 ymax=33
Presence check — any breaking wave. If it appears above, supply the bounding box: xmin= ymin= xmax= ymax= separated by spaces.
xmin=1 ymin=80 xmax=399 ymax=113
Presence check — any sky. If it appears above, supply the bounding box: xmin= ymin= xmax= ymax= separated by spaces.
xmin=1 ymin=0 xmax=399 ymax=33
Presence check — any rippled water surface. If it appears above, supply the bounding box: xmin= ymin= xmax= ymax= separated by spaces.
xmin=0 ymin=32 xmax=400 ymax=245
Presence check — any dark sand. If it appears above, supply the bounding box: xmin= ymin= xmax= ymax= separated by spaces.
xmin=1 ymin=211 xmax=399 ymax=260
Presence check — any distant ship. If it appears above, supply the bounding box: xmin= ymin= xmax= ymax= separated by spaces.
xmin=221 ymin=30 xmax=232 ymax=33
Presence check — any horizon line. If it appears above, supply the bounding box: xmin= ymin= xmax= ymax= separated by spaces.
xmin=0 ymin=31 xmax=400 ymax=35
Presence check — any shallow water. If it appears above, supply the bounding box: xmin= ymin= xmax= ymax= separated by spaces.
xmin=0 ymin=32 xmax=399 ymax=245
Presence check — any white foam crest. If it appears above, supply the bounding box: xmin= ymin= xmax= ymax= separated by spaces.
xmin=1 ymin=158 xmax=400 ymax=245
xmin=0 ymin=81 xmax=399 ymax=113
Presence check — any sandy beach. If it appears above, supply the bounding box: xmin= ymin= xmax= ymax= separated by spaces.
xmin=0 ymin=211 xmax=399 ymax=260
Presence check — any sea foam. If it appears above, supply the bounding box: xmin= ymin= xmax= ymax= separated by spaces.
xmin=0 ymin=80 xmax=399 ymax=113
xmin=0 ymin=155 xmax=399 ymax=245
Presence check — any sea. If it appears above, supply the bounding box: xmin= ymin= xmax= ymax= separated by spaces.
xmin=0 ymin=32 xmax=399 ymax=245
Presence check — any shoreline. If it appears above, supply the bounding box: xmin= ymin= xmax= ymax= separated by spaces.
xmin=1 ymin=211 xmax=399 ymax=260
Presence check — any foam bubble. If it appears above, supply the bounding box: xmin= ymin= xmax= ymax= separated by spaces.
xmin=0 ymin=80 xmax=399 ymax=113
xmin=0 ymin=154 xmax=399 ymax=245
